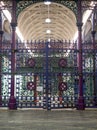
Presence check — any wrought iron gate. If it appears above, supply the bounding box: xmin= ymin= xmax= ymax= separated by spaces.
xmin=1 ymin=40 xmax=97 ymax=109
xmin=15 ymin=40 xmax=78 ymax=109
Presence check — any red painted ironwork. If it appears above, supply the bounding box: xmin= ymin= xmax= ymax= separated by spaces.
xmin=34 ymin=75 xmax=37 ymax=105
xmin=91 ymin=10 xmax=97 ymax=106
xmin=27 ymin=82 xmax=36 ymax=91
xmin=0 ymin=10 xmax=3 ymax=107
xmin=77 ymin=0 xmax=85 ymax=110
xmin=8 ymin=0 xmax=17 ymax=109
xmin=27 ymin=58 xmax=36 ymax=68
xmin=58 ymin=58 xmax=67 ymax=68
xmin=58 ymin=82 xmax=67 ymax=91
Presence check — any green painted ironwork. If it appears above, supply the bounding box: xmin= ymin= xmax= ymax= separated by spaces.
xmin=16 ymin=0 xmax=77 ymax=17
xmin=1 ymin=40 xmax=97 ymax=108
xmin=2 ymin=56 xmax=11 ymax=96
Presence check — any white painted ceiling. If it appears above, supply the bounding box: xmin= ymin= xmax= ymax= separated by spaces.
xmin=17 ymin=2 xmax=77 ymax=42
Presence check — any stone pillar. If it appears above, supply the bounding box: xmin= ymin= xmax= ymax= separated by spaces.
xmin=0 ymin=9 xmax=3 ymax=107
xmin=8 ymin=0 xmax=17 ymax=109
xmin=76 ymin=0 xmax=85 ymax=110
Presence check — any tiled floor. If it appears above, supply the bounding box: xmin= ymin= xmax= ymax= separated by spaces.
xmin=0 ymin=108 xmax=97 ymax=130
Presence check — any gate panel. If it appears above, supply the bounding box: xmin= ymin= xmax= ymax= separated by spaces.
xmin=48 ymin=42 xmax=78 ymax=109
xmin=16 ymin=74 xmax=44 ymax=108
xmin=1 ymin=40 xmax=97 ymax=109
xmin=82 ymin=46 xmax=97 ymax=107
xmin=15 ymin=41 xmax=79 ymax=109
xmin=1 ymin=46 xmax=11 ymax=107
xmin=16 ymin=44 xmax=45 ymax=108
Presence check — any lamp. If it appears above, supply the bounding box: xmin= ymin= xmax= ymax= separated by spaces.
xmin=44 ymin=0 xmax=51 ymax=5
xmin=45 ymin=18 xmax=51 ymax=23
xmin=46 ymin=29 xmax=51 ymax=34
xmin=45 ymin=1 xmax=51 ymax=23
xmin=44 ymin=0 xmax=51 ymax=41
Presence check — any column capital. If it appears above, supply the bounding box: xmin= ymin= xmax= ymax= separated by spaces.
xmin=10 ymin=22 xmax=17 ymax=28
xmin=76 ymin=22 xmax=83 ymax=27
xmin=91 ymin=30 xmax=96 ymax=36
xmin=76 ymin=22 xmax=83 ymax=31
xmin=0 ymin=30 xmax=3 ymax=35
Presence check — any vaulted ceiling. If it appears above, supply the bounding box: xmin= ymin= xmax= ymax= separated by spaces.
xmin=17 ymin=2 xmax=77 ymax=41
xmin=2 ymin=0 xmax=96 ymax=42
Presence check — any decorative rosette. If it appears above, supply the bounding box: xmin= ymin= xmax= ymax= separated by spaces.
xmin=27 ymin=82 xmax=36 ymax=91
xmin=58 ymin=82 xmax=67 ymax=91
xmin=58 ymin=58 xmax=67 ymax=68
xmin=27 ymin=58 xmax=35 ymax=68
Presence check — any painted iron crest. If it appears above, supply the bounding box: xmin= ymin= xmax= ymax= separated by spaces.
xmin=59 ymin=82 xmax=67 ymax=91
xmin=27 ymin=82 xmax=36 ymax=91
xmin=58 ymin=58 xmax=67 ymax=68
xmin=27 ymin=58 xmax=35 ymax=68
